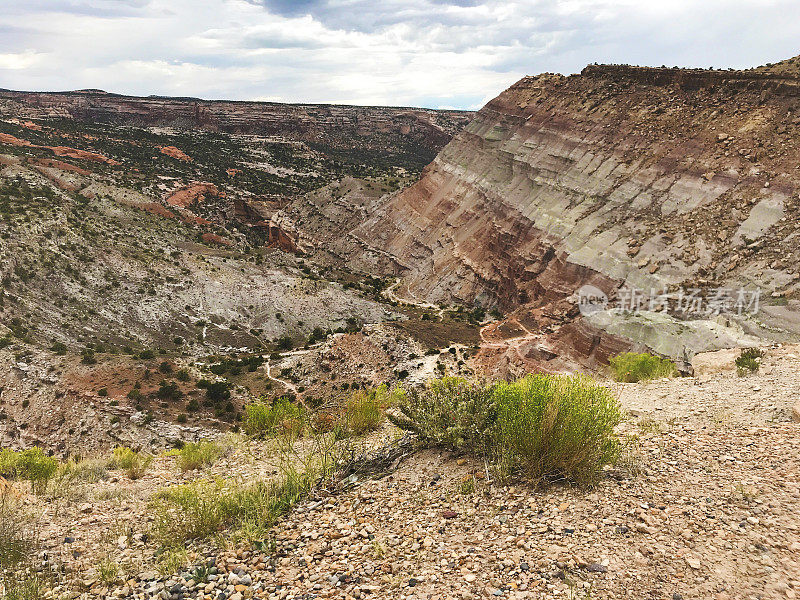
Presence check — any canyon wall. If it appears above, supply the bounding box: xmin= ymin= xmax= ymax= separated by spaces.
xmin=0 ymin=89 xmax=471 ymax=156
xmin=355 ymin=60 xmax=800 ymax=375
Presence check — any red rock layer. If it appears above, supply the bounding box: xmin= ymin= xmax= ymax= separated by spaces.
xmin=356 ymin=61 xmax=800 ymax=374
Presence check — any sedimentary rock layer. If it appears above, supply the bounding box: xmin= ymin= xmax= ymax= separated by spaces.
xmin=356 ymin=60 xmax=800 ymax=374
xmin=0 ymin=89 xmax=471 ymax=156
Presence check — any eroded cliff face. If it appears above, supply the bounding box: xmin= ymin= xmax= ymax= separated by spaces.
xmin=0 ymin=89 xmax=471 ymax=159
xmin=356 ymin=60 xmax=800 ymax=375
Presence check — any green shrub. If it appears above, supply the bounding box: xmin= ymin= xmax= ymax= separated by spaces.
xmin=176 ymin=441 xmax=223 ymax=472
xmin=491 ymin=375 xmax=622 ymax=484
xmin=735 ymin=347 xmax=764 ymax=376
xmin=205 ymin=381 xmax=231 ymax=403
xmin=0 ymin=447 xmax=59 ymax=494
xmin=111 ymin=447 xmax=152 ymax=480
xmin=343 ymin=385 xmax=403 ymax=436
xmin=243 ymin=398 xmax=303 ymax=438
xmin=609 ymin=352 xmax=676 ymax=382
xmin=275 ymin=335 xmax=294 ymax=351
xmin=50 ymin=341 xmax=67 ymax=356
xmin=389 ymin=375 xmax=622 ymax=485
xmin=157 ymin=380 xmax=183 ymax=401
xmin=81 ymin=348 xmax=97 ymax=365
xmin=388 ymin=377 xmax=495 ymax=450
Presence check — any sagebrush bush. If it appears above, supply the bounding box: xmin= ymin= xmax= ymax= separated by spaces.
xmin=0 ymin=447 xmax=59 ymax=494
xmin=176 ymin=441 xmax=223 ymax=472
xmin=388 ymin=377 xmax=495 ymax=450
xmin=111 ymin=447 xmax=152 ymax=480
xmin=609 ymin=352 xmax=677 ymax=382
xmin=735 ymin=347 xmax=763 ymax=376
xmin=389 ymin=375 xmax=622 ymax=485
xmin=243 ymin=398 xmax=303 ymax=438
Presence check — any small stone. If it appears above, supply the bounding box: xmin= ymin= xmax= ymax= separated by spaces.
xmin=586 ymin=563 xmax=608 ymax=573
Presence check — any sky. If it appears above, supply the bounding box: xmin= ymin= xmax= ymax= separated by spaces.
xmin=1 ymin=0 xmax=800 ymax=110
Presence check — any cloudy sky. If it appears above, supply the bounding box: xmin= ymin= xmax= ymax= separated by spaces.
xmin=1 ymin=0 xmax=799 ymax=109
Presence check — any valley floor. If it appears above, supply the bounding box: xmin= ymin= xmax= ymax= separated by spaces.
xmin=4 ymin=347 xmax=800 ymax=600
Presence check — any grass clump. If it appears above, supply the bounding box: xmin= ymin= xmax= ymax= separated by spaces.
xmin=1 ymin=573 xmax=44 ymax=600
xmin=609 ymin=352 xmax=677 ymax=382
xmin=735 ymin=347 xmax=764 ymax=376
xmin=175 ymin=441 xmax=224 ymax=472
xmin=0 ymin=491 xmax=35 ymax=571
xmin=151 ymin=434 xmax=342 ymax=546
xmin=243 ymin=398 xmax=303 ymax=438
xmin=111 ymin=447 xmax=153 ymax=480
xmin=342 ymin=385 xmax=403 ymax=436
xmin=389 ymin=375 xmax=622 ymax=485
xmin=97 ymin=558 xmax=120 ymax=585
xmin=0 ymin=490 xmax=45 ymax=598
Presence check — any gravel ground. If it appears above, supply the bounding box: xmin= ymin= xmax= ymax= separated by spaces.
xmin=11 ymin=346 xmax=800 ymax=600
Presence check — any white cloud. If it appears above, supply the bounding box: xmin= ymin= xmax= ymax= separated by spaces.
xmin=0 ymin=50 xmax=46 ymax=70
xmin=2 ymin=0 xmax=799 ymax=108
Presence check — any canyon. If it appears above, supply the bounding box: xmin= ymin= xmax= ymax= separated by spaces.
xmin=6 ymin=58 xmax=800 ymax=448
xmin=3 ymin=54 xmax=800 ymax=600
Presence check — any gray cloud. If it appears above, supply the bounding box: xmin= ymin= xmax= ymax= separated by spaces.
xmin=1 ymin=0 xmax=799 ymax=109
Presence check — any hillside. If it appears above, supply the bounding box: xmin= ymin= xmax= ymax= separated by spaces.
xmin=2 ymin=345 xmax=798 ymax=599
xmin=0 ymin=89 xmax=471 ymax=173
xmin=349 ymin=58 xmax=800 ymax=376
xmin=0 ymin=93 xmax=477 ymax=450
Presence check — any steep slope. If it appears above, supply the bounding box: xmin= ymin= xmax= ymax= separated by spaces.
xmin=355 ymin=59 xmax=800 ymax=375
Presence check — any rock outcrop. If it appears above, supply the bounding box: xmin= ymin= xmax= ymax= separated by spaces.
xmin=0 ymin=89 xmax=471 ymax=158
xmin=355 ymin=58 xmax=800 ymax=375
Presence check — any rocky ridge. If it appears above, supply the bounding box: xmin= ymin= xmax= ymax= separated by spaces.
xmin=0 ymin=89 xmax=472 ymax=162
xmin=343 ymin=57 xmax=800 ymax=375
